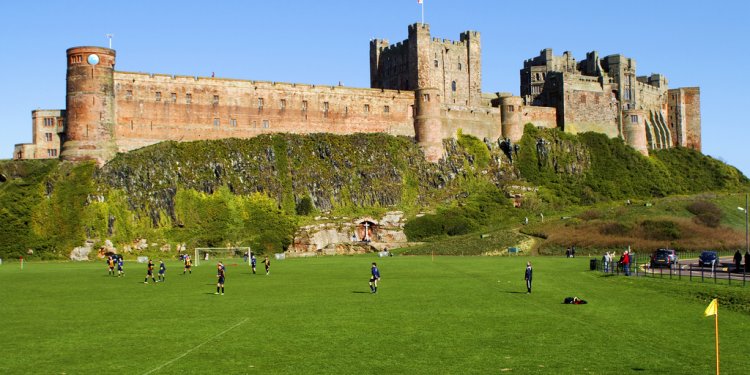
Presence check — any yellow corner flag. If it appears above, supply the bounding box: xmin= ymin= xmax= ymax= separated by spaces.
xmin=704 ymin=298 xmax=718 ymax=317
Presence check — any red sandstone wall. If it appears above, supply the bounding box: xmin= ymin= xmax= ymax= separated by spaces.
xmin=683 ymin=88 xmax=701 ymax=151
xmin=520 ymin=106 xmax=556 ymax=129
xmin=113 ymin=72 xmax=416 ymax=153
xmin=562 ymin=84 xmax=619 ymax=137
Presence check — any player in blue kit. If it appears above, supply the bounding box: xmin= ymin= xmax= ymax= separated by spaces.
xmin=215 ymin=263 xmax=225 ymax=295
xmin=117 ymin=257 xmax=124 ymax=277
xmin=369 ymin=262 xmax=381 ymax=294
xmin=144 ymin=259 xmax=156 ymax=284
xmin=250 ymin=253 xmax=257 ymax=274
xmin=157 ymin=260 xmax=166 ymax=282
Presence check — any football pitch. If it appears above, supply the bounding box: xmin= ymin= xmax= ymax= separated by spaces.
xmin=1 ymin=256 xmax=748 ymax=374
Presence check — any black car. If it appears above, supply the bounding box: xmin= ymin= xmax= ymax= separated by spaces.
xmin=650 ymin=249 xmax=677 ymax=268
xmin=698 ymin=251 xmax=718 ymax=267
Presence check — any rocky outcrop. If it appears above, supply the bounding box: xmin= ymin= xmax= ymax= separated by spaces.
xmin=289 ymin=211 xmax=409 ymax=257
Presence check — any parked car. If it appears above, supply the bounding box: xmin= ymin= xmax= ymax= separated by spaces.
xmin=698 ymin=251 xmax=718 ymax=267
xmin=650 ymin=248 xmax=678 ymax=268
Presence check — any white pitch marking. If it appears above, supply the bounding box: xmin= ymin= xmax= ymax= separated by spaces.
xmin=142 ymin=317 xmax=249 ymax=375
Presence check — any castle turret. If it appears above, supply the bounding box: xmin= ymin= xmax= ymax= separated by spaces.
xmin=61 ymin=46 xmax=117 ymax=164
xmin=460 ymin=30 xmax=481 ymax=107
xmin=414 ymin=87 xmax=443 ymax=162
xmin=500 ymin=96 xmax=524 ymax=142
xmin=369 ymin=39 xmax=390 ymax=89
xmin=622 ymin=109 xmax=648 ymax=156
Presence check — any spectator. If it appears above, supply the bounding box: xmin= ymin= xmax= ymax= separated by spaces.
xmin=734 ymin=250 xmax=743 ymax=273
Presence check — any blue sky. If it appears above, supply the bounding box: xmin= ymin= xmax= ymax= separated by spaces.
xmin=2 ymin=0 xmax=749 ymax=177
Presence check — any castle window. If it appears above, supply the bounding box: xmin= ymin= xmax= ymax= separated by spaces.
xmin=47 ymin=149 xmax=58 ymax=157
xmin=280 ymin=99 xmax=287 ymax=111
xmin=262 ymin=120 xmax=270 ymax=129
xmin=345 ymin=106 xmax=349 ymax=116
xmin=58 ymin=119 xmax=64 ymax=129
xmin=125 ymin=90 xmax=133 ymax=100
xmin=364 ymin=104 xmax=370 ymax=113
xmin=155 ymin=92 xmax=161 ymax=101
xmin=323 ymin=102 xmax=329 ymax=118
xmin=258 ymin=98 xmax=264 ymax=110
xmin=458 ymin=62 xmax=462 ymax=71
xmin=186 ymin=93 xmax=192 ymax=104
xmin=213 ymin=95 xmax=219 ymax=105
xmin=43 ymin=118 xmax=54 ymax=127
xmin=252 ymin=121 xmax=257 ymax=128
xmin=213 ymin=118 xmax=220 ymax=127
xmin=434 ymin=60 xmax=439 ymax=68
xmin=384 ymin=105 xmax=390 ymax=113
xmin=302 ymin=100 xmax=308 ymax=112
xmin=409 ymin=105 xmax=415 ymax=118
xmin=451 ymin=81 xmax=457 ymax=92
xmin=44 ymin=133 xmax=53 ymax=142
xmin=230 ymin=118 xmax=237 ymax=127
xmin=631 ymin=115 xmax=638 ymax=123
xmin=422 ymin=94 xmax=430 ymax=102
xmin=507 ymin=105 xmax=514 ymax=112
xmin=171 ymin=93 xmax=177 ymax=103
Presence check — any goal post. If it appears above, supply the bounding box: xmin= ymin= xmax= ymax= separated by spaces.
xmin=194 ymin=247 xmax=252 ymax=267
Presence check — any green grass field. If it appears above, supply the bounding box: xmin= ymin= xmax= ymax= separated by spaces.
xmin=1 ymin=256 xmax=748 ymax=374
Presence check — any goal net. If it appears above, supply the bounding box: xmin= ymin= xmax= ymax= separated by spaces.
xmin=194 ymin=247 xmax=252 ymax=267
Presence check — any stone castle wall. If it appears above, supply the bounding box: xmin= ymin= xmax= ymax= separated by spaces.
xmin=113 ymin=72 xmax=415 ymax=154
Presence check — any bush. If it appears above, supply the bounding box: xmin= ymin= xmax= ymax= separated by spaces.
xmin=686 ymin=200 xmax=722 ymax=228
xmin=641 ymin=220 xmax=681 ymax=240
xmin=578 ymin=210 xmax=603 ymax=221
xmin=599 ymin=222 xmax=632 ymax=236
xmin=295 ymin=196 xmax=314 ymax=216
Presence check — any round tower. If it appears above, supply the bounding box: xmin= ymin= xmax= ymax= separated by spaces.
xmin=61 ymin=46 xmax=117 ymax=164
xmin=500 ymin=96 xmax=524 ymax=142
xmin=414 ymin=87 xmax=443 ymax=162
xmin=622 ymin=109 xmax=648 ymax=156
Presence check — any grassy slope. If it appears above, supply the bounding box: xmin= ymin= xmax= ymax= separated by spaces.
xmin=1 ymin=257 xmax=748 ymax=374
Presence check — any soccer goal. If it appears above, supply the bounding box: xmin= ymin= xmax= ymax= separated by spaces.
xmin=194 ymin=247 xmax=252 ymax=266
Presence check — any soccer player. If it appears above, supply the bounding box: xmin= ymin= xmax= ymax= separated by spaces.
xmin=215 ymin=263 xmax=225 ymax=295
xmin=107 ymin=256 xmax=115 ymax=276
xmin=117 ymin=257 xmax=124 ymax=277
xmin=157 ymin=260 xmax=166 ymax=282
xmin=369 ymin=262 xmax=381 ymax=293
xmin=251 ymin=253 xmax=257 ymax=274
xmin=183 ymin=255 xmax=192 ymax=274
xmin=525 ymin=262 xmax=533 ymax=294
xmin=144 ymin=259 xmax=156 ymax=284
xmin=263 ymin=255 xmax=271 ymax=275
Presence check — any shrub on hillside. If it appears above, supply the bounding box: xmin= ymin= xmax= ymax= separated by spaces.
xmin=599 ymin=222 xmax=632 ymax=236
xmin=686 ymin=200 xmax=722 ymax=228
xmin=641 ymin=220 xmax=681 ymax=240
xmin=578 ymin=210 xmax=603 ymax=221
xmin=295 ymin=196 xmax=314 ymax=216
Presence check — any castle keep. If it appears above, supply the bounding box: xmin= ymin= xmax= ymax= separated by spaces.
xmin=14 ymin=23 xmax=700 ymax=165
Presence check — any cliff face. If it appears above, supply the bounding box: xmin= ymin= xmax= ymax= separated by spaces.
xmin=96 ymin=133 xmax=518 ymax=225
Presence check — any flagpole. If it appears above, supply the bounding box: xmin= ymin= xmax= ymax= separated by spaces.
xmin=715 ymin=306 xmax=720 ymax=375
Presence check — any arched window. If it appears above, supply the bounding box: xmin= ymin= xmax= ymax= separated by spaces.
xmin=458 ymin=62 xmax=462 ymax=71
xmin=434 ymin=60 xmax=439 ymax=68
xmin=451 ymin=81 xmax=457 ymax=92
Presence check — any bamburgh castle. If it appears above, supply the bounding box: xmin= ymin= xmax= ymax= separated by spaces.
xmin=14 ymin=23 xmax=700 ymax=165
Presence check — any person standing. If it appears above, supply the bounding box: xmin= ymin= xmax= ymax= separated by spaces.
xmin=215 ymin=263 xmax=225 ymax=295
xmin=183 ymin=255 xmax=192 ymax=275
xmin=621 ymin=250 xmax=631 ymax=276
xmin=107 ymin=256 xmax=115 ymax=276
xmin=251 ymin=253 xmax=257 ymax=274
xmin=369 ymin=262 xmax=381 ymax=294
xmin=602 ymin=252 xmax=610 ymax=273
xmin=524 ymin=262 xmax=533 ymax=294
xmin=733 ymin=250 xmax=742 ymax=273
xmin=117 ymin=257 xmax=124 ymax=277
xmin=144 ymin=259 xmax=156 ymax=284
xmin=263 ymin=256 xmax=271 ymax=275
xmin=157 ymin=260 xmax=166 ymax=282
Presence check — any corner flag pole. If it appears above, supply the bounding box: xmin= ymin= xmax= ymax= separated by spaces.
xmin=704 ymin=298 xmax=719 ymax=375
